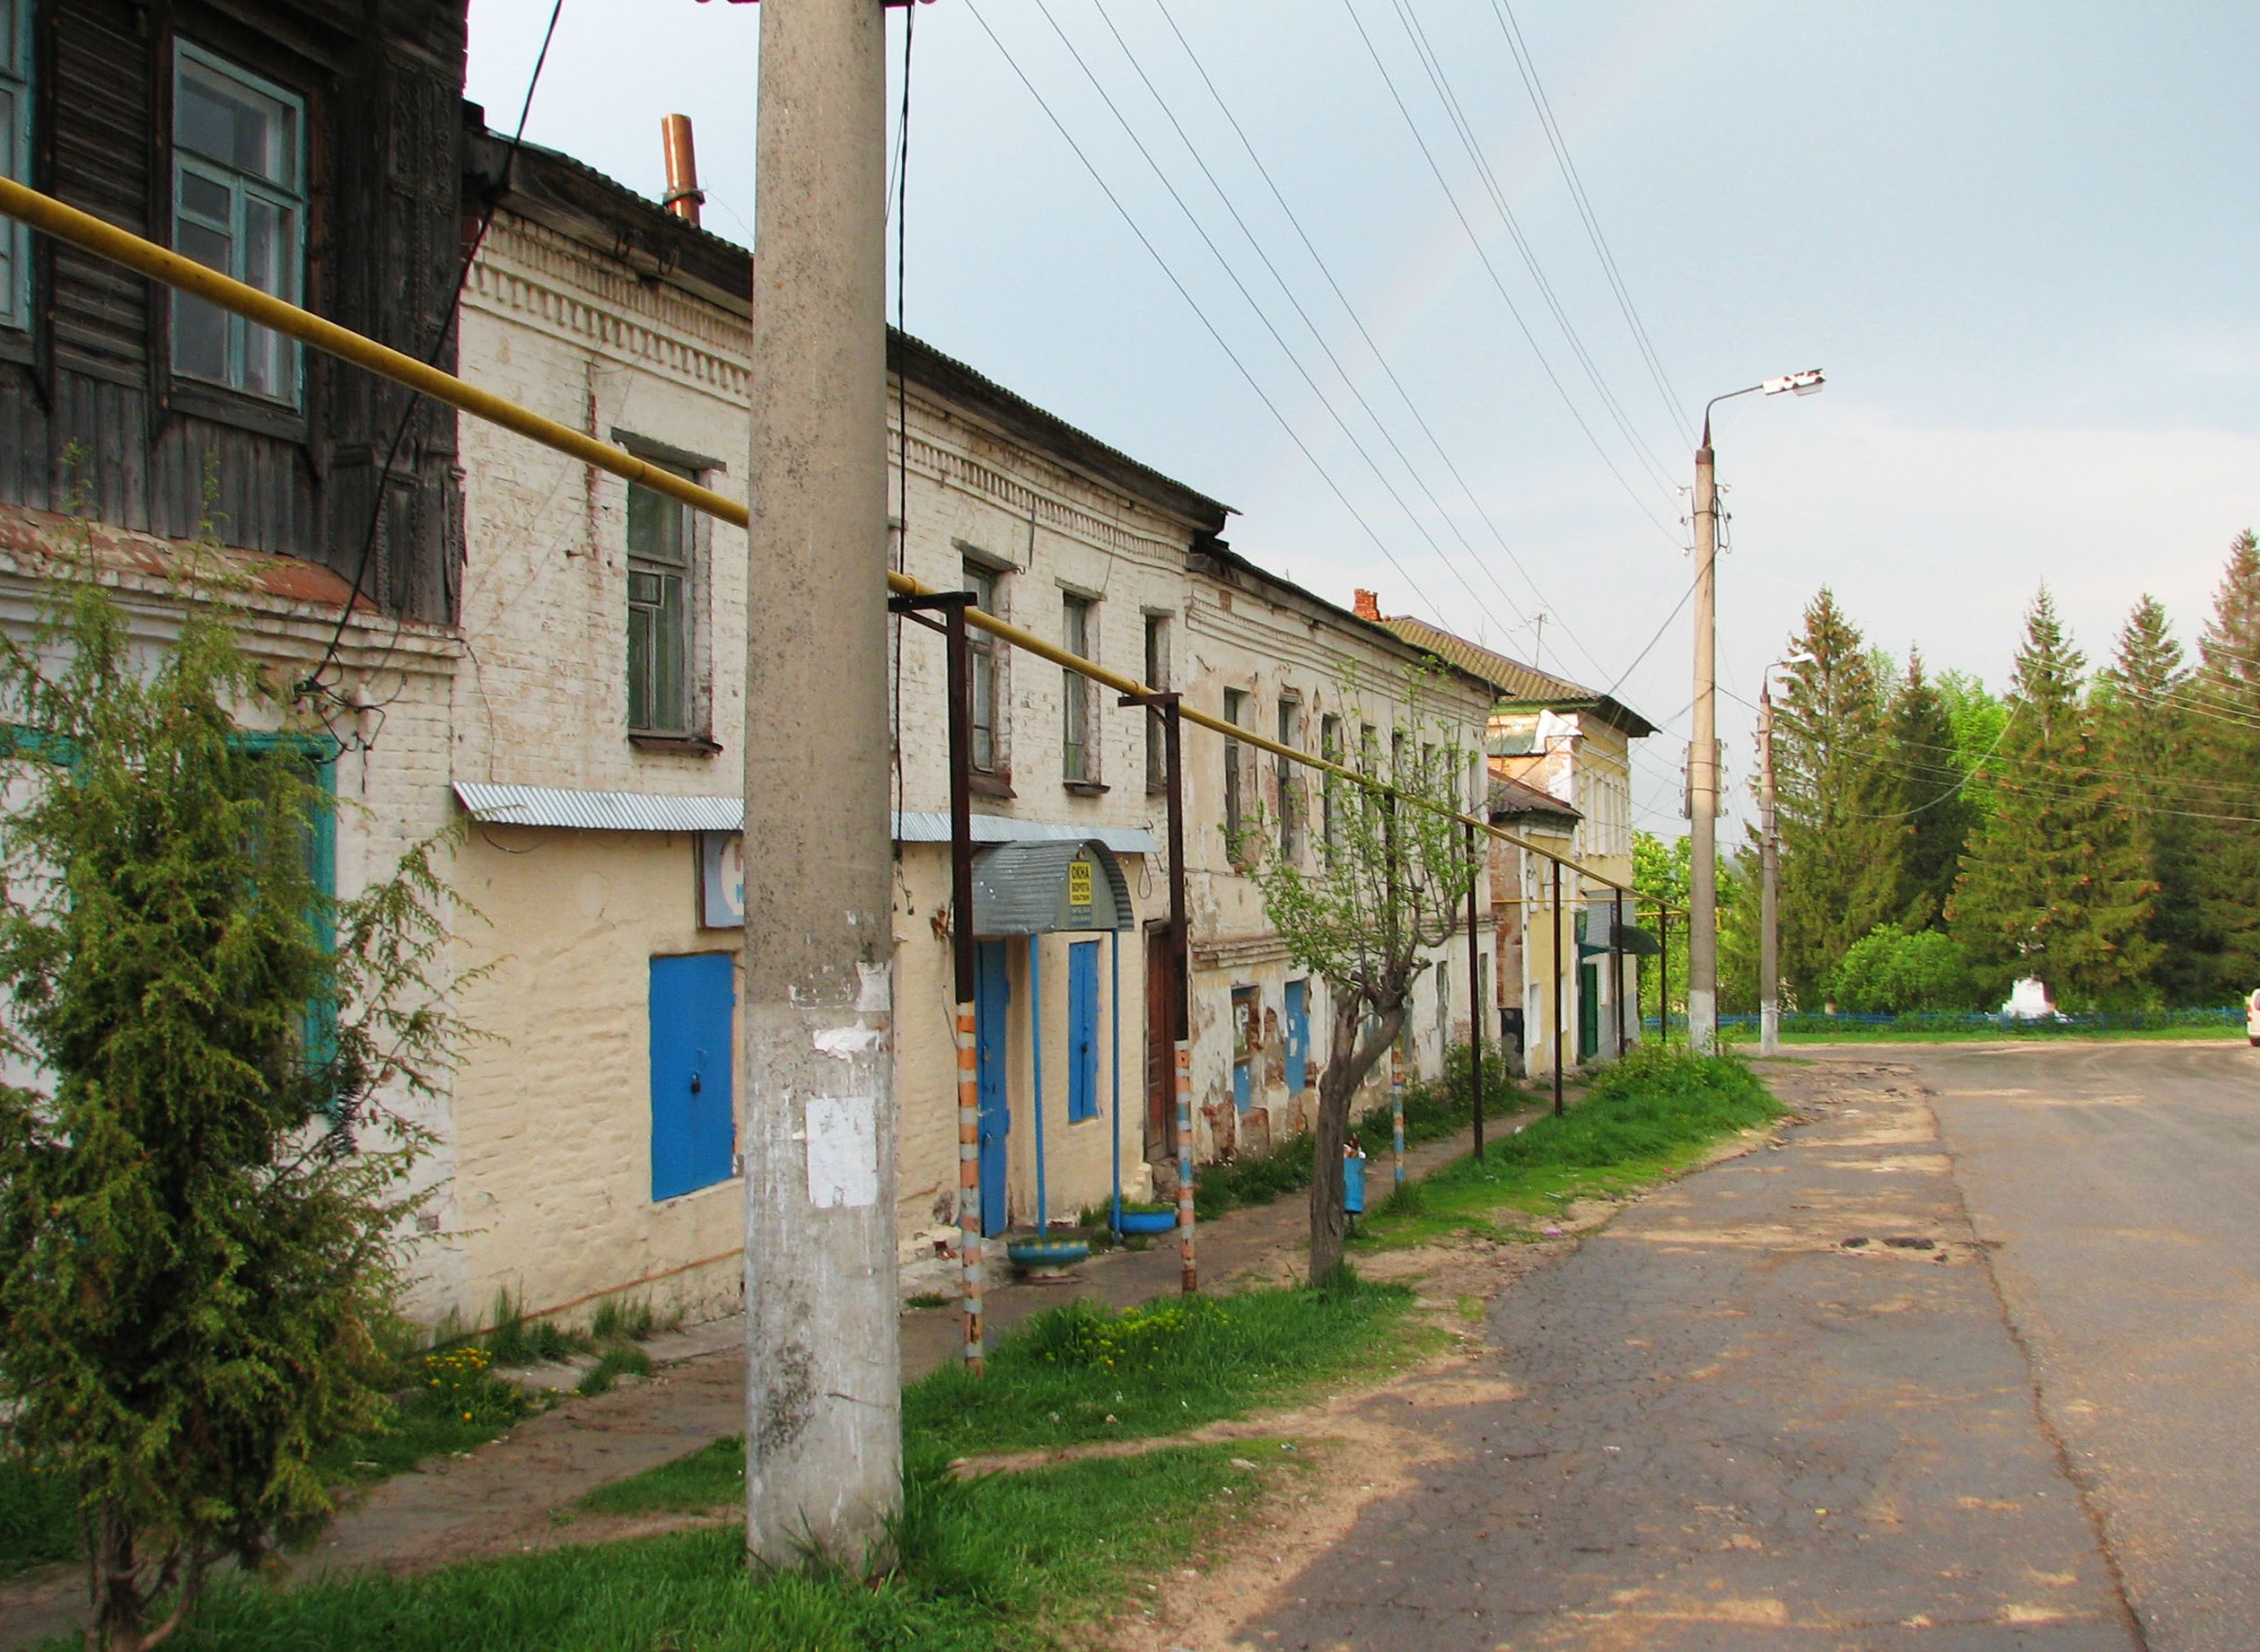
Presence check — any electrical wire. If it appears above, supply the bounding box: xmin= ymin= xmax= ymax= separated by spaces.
xmin=1337 ymin=0 xmax=1683 ymax=545
xmin=960 ymin=0 xmax=1447 ymax=620
xmin=1488 ymin=0 xmax=1691 ymax=446
xmin=890 ymin=0 xmax=915 ymax=857
xmin=1389 ymin=0 xmax=1677 ymax=494
xmin=1146 ymin=0 xmax=1614 ymax=686
xmin=297 ymin=0 xmax=565 ymax=748
xmin=1038 ymin=7 xmax=1516 ymax=644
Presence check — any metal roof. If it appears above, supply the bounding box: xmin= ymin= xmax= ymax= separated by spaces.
xmin=455 ymin=782 xmax=742 ymax=834
xmin=1380 ymin=616 xmax=1659 ymax=739
xmin=970 ymin=840 xmax=1134 ymax=936
xmin=895 ymin=812 xmax=1161 ymax=855
xmin=456 ymin=783 xmax=1164 ymax=854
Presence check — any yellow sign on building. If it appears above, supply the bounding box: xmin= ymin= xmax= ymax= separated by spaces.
xmin=1067 ymin=858 xmax=1093 ymax=912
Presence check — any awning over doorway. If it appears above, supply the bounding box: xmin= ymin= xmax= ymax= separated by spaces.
xmin=969 ymin=839 xmax=1133 ymax=936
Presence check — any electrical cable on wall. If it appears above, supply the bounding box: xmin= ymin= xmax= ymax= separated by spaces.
xmin=890 ymin=0 xmax=916 ymax=858
xmin=296 ymin=0 xmax=566 ymax=752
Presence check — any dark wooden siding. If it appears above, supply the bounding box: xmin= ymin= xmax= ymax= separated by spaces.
xmin=0 ymin=0 xmax=466 ymax=625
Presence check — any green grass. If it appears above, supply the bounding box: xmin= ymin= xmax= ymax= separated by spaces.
xmin=1353 ymin=1045 xmax=1783 ymax=1251
xmin=905 ymin=1271 xmax=1423 ymax=1458
xmin=1192 ymin=1045 xmax=1531 ymax=1221
xmin=0 ymin=1453 xmax=80 ymax=1578
xmin=574 ymin=1342 xmax=654 ymax=1399
xmin=145 ymin=1446 xmax=1281 ymax=1652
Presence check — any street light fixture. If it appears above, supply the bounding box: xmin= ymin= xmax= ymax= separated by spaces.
xmin=1686 ymin=369 xmax=1824 ymax=1055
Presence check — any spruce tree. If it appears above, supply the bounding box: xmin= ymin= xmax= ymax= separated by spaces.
xmin=0 ymin=558 xmax=475 ymax=1649
xmin=1949 ymin=590 xmax=2159 ymax=1007
xmin=2183 ymin=531 xmax=2260 ymax=999
xmin=1769 ymin=589 xmax=1902 ymax=1007
xmin=1880 ymin=651 xmax=1975 ymax=929
xmin=2095 ymin=595 xmax=2203 ymax=1001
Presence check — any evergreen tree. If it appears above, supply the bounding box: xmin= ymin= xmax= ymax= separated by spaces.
xmin=2094 ymin=595 xmax=2203 ymax=1001
xmin=1879 ymin=651 xmax=1975 ymax=930
xmin=1769 ymin=589 xmax=1902 ymax=1007
xmin=2182 ymin=531 xmax=2260 ymax=999
xmin=1949 ymin=590 xmax=2159 ymax=1007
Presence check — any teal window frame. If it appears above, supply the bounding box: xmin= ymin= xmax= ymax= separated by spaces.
xmin=0 ymin=0 xmax=31 ymax=332
xmin=170 ymin=39 xmax=306 ymax=405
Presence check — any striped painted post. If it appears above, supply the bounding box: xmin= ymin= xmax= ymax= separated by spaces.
xmin=1390 ymin=1043 xmax=1407 ymax=1188
xmin=954 ymin=1003 xmax=984 ymax=1374
xmin=1176 ymin=1039 xmax=1197 ymax=1294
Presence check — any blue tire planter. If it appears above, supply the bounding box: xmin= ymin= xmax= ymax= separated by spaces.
xmin=1005 ymin=1233 xmax=1091 ymax=1271
xmin=1116 ymin=1210 xmax=1177 ymax=1237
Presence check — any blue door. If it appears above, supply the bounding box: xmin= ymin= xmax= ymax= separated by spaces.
xmin=1068 ymin=940 xmax=1099 ymax=1122
xmin=649 ymin=953 xmax=736 ymax=1202
xmin=1284 ymin=979 xmax=1309 ymax=1094
xmin=974 ymin=940 xmax=1012 ymax=1237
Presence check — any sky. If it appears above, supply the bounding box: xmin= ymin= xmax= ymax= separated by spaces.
xmin=466 ymin=1 xmax=2260 ymax=839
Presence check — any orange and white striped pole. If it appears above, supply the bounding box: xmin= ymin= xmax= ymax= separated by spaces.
xmin=955 ymin=1003 xmax=984 ymax=1373
xmin=1176 ymin=1040 xmax=1197 ymax=1294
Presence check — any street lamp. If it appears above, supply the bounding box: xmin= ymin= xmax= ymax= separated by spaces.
xmin=1686 ymin=369 xmax=1823 ymax=1055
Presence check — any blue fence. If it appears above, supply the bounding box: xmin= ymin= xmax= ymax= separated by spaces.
xmin=1642 ymin=1008 xmax=2247 ymax=1036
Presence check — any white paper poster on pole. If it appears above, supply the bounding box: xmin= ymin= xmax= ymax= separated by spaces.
xmin=805 ymin=1094 xmax=879 ymax=1210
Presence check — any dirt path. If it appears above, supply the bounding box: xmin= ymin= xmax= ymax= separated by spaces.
xmin=1117 ymin=1060 xmax=2142 ymax=1651
xmin=0 ymin=1106 xmax=1525 ymax=1649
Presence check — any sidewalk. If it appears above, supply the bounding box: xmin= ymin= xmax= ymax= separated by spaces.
xmin=0 ymin=1106 xmax=1518 ymax=1648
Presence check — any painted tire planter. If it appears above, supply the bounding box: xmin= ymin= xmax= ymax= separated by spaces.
xmin=1115 ymin=1210 xmax=1177 ymax=1237
xmin=1006 ymin=1233 xmax=1091 ymax=1272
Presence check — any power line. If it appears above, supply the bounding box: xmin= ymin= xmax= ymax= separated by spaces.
xmin=1146 ymin=0 xmax=1615 ymax=684
xmin=1488 ymin=0 xmax=1691 ymax=447
xmin=960 ymin=0 xmax=1448 ymax=619
xmin=1335 ymin=0 xmax=1684 ymax=548
xmin=1059 ymin=4 xmax=1524 ymax=645
xmin=1388 ymin=0 xmax=1679 ymax=495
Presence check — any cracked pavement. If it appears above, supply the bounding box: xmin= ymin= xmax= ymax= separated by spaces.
xmin=1222 ymin=1058 xmax=2142 ymax=1651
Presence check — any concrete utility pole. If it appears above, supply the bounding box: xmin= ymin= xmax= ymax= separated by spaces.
xmin=1686 ymin=428 xmax=1721 ymax=1053
xmin=1758 ymin=677 xmax=1781 ymax=1057
xmin=1686 ymin=370 xmax=1824 ymax=1055
xmin=741 ymin=0 xmax=897 ymax=1566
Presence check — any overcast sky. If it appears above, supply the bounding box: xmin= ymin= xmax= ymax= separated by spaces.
xmin=466 ymin=2 xmax=2260 ymax=837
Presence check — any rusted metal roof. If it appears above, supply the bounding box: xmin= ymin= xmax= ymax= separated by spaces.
xmin=1488 ymin=774 xmax=1580 ymax=827
xmin=1380 ymin=615 xmax=1658 ymax=739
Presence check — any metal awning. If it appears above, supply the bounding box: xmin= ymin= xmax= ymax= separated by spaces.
xmin=456 ymin=782 xmax=1162 ymax=857
xmin=969 ymin=839 xmax=1133 ymax=935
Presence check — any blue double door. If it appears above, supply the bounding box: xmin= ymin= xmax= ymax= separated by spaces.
xmin=972 ymin=937 xmax=1104 ymax=1237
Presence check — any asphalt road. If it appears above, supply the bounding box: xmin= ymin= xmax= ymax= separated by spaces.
xmin=1890 ymin=1039 xmax=2260 ymax=1652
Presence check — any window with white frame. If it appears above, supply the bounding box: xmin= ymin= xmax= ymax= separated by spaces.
xmin=627 ymin=472 xmax=696 ymax=736
xmin=171 ymin=42 xmax=305 ymax=402
xmin=0 ymin=0 xmax=29 ymax=332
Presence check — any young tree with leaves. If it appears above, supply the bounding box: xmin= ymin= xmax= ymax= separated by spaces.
xmin=2094 ymin=594 xmax=2204 ymax=1001
xmin=1949 ymin=589 xmax=2159 ymax=1007
xmin=1237 ymin=666 xmax=1479 ymax=1284
xmin=2183 ymin=531 xmax=2260 ymax=1000
xmin=0 ymin=564 xmax=475 ymax=1650
xmin=1769 ymin=590 xmax=1903 ymax=1006
xmin=1935 ymin=669 xmax=2010 ymax=825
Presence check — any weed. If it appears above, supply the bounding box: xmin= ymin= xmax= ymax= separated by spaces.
xmin=575 ymin=1344 xmax=654 ymax=1399
xmin=588 ymin=1295 xmax=658 ymax=1344
xmin=905 ymin=1292 xmax=952 ymax=1310
xmin=482 ymin=1289 xmax=586 ymax=1368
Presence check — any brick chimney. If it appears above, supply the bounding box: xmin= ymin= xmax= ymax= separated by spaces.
xmin=1353 ymin=588 xmax=1381 ymax=621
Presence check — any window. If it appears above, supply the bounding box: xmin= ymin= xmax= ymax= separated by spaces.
xmin=966 ymin=560 xmax=1004 ymax=774
xmin=1319 ymin=713 xmax=1342 ymax=857
xmin=1062 ymin=593 xmax=1095 ymax=783
xmin=0 ymin=0 xmax=29 ymax=332
xmin=628 ymin=474 xmax=695 ymax=736
xmin=1276 ymin=696 xmax=1303 ymax=862
xmin=1222 ymin=687 xmax=1248 ymax=861
xmin=1231 ymin=985 xmax=1257 ymax=1113
xmin=1143 ymin=613 xmax=1169 ymax=793
xmin=171 ymin=43 xmax=304 ymax=402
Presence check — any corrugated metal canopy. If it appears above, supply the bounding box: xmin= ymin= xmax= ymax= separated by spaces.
xmin=896 ymin=812 xmax=1160 ymax=855
xmin=455 ymin=782 xmax=740 ymax=834
xmin=970 ymin=840 xmax=1133 ymax=935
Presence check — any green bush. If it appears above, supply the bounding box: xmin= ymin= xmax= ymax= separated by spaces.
xmin=0 ymin=1448 xmax=79 ymax=1578
xmin=1831 ymin=926 xmax=1979 ymax=1013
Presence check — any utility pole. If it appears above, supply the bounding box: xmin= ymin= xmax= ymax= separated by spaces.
xmin=741 ymin=0 xmax=897 ymax=1567
xmin=1686 ymin=370 xmax=1824 ymax=1056
xmin=1757 ymin=677 xmax=1781 ymax=1056
xmin=1686 ymin=426 xmax=1721 ymax=1053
